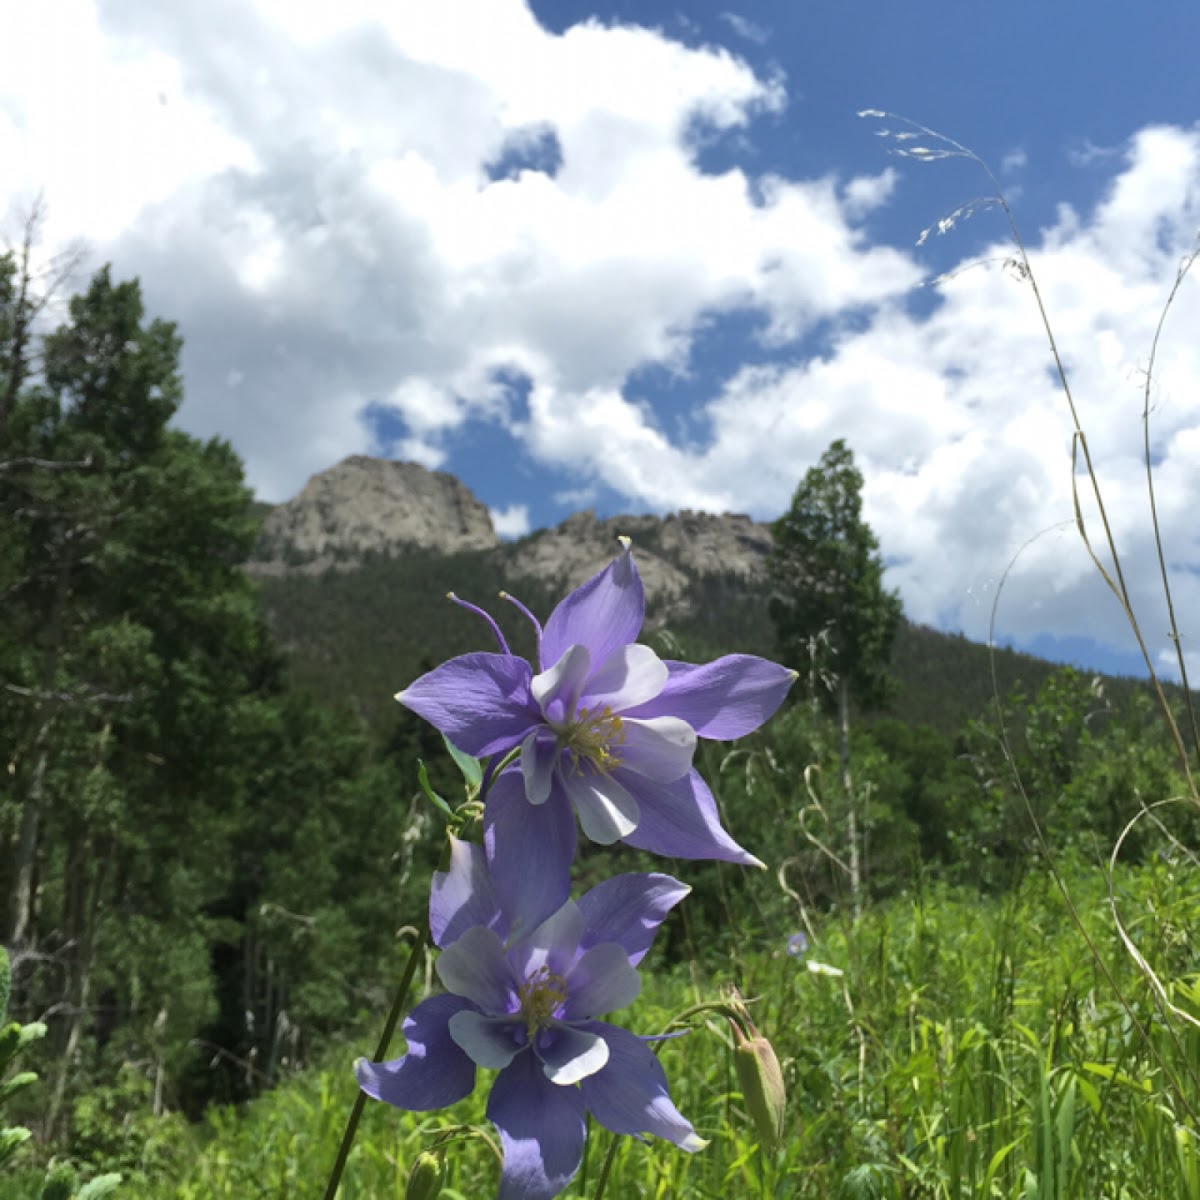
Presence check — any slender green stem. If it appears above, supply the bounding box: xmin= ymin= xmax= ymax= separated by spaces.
xmin=322 ymin=925 xmax=430 ymax=1200
xmin=592 ymin=1131 xmax=620 ymax=1200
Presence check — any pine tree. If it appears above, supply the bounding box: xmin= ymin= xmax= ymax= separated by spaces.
xmin=768 ymin=439 xmax=903 ymax=910
xmin=0 ymin=264 xmax=275 ymax=1132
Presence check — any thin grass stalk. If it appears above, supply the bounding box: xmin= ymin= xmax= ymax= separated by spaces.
xmin=591 ymin=1132 xmax=620 ymax=1200
xmin=976 ymin=328 xmax=1200 ymax=1130
xmin=870 ymin=110 xmax=1197 ymax=795
xmin=321 ymin=925 xmax=430 ymax=1200
xmin=975 ymin=528 xmax=1200 ymax=1105
xmin=1139 ymin=246 xmax=1200 ymax=759
xmin=1107 ymin=800 xmax=1200 ymax=1039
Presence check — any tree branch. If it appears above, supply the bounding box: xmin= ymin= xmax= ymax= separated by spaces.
xmin=0 ymin=453 xmax=95 ymax=475
xmin=3 ymin=682 xmax=134 ymax=705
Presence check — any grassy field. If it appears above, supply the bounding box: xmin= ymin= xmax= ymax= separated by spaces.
xmin=37 ymin=853 xmax=1196 ymax=1200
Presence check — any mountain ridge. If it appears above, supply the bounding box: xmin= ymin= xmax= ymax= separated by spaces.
xmin=249 ymin=455 xmax=497 ymax=576
xmin=248 ymin=455 xmax=777 ymax=620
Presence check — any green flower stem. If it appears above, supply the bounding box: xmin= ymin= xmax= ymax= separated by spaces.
xmin=592 ymin=1133 xmax=620 ymax=1200
xmin=660 ymin=999 xmax=744 ymax=1034
xmin=322 ymin=925 xmax=430 ymax=1200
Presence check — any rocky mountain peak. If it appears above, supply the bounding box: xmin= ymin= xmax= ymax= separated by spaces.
xmin=504 ymin=507 xmax=774 ymax=619
xmin=248 ymin=457 xmax=776 ymax=611
xmin=249 ymin=455 xmax=498 ymax=576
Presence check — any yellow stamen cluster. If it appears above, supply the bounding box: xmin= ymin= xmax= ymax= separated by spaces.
xmin=560 ymin=705 xmax=625 ymax=774
xmin=517 ymin=966 xmax=569 ymax=1036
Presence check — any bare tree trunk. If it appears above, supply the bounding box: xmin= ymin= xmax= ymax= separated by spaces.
xmin=46 ymin=720 xmax=116 ymax=1137
xmin=45 ymin=833 xmax=108 ymax=1141
xmin=9 ymin=554 xmax=70 ymax=948
xmin=838 ymin=677 xmax=861 ymax=920
xmin=1 ymin=197 xmax=85 ymax=451
xmin=4 ymin=205 xmax=94 ymax=949
xmin=152 ymin=1005 xmax=167 ymax=1118
xmin=9 ymin=715 xmax=51 ymax=947
xmin=46 ymin=944 xmax=93 ymax=1142
xmin=0 ymin=204 xmax=37 ymax=449
xmin=153 ymin=1060 xmax=164 ymax=1118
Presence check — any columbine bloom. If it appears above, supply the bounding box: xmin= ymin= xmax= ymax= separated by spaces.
xmin=396 ymin=541 xmax=796 ymax=930
xmin=786 ymin=932 xmax=809 ymax=959
xmin=357 ymin=837 xmax=702 ymax=1200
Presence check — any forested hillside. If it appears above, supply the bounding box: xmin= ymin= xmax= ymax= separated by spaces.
xmin=254 ymin=542 xmax=1149 ymax=739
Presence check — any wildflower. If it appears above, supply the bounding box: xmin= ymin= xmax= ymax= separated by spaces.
xmin=357 ymin=837 xmax=703 ymax=1200
xmin=396 ymin=541 xmax=796 ymax=930
xmin=786 ymin=932 xmax=808 ymax=959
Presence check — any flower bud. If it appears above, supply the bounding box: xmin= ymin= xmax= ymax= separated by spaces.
xmin=732 ymin=1023 xmax=787 ymax=1153
xmin=405 ymin=1149 xmax=447 ymax=1200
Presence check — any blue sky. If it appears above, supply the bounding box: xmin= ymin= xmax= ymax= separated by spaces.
xmin=4 ymin=0 xmax=1200 ymax=680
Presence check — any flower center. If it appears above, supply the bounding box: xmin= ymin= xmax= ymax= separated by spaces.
xmin=517 ymin=965 xmax=569 ymax=1036
xmin=560 ymin=705 xmax=625 ymax=774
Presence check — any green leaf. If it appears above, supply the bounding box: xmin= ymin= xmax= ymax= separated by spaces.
xmin=0 ymin=1019 xmax=46 ymax=1073
xmin=417 ymin=760 xmax=455 ymax=820
xmin=983 ymin=1139 xmax=1021 ymax=1195
xmin=17 ymin=1020 xmax=47 ymax=1048
xmin=1075 ymin=1075 xmax=1101 ymax=1115
xmin=442 ymin=735 xmax=483 ymax=791
xmin=0 ymin=1070 xmax=39 ymax=1103
xmin=38 ymin=1161 xmax=77 ymax=1200
xmin=76 ymin=1174 xmax=124 ymax=1199
xmin=768 ymin=438 xmax=902 ymax=712
xmin=0 ymin=1124 xmax=32 ymax=1165
xmin=1055 ymin=1077 xmax=1076 ymax=1199
xmin=1081 ymin=1061 xmax=1152 ymax=1093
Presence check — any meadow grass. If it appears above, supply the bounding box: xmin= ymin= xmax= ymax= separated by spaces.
xmin=65 ymin=856 xmax=1195 ymax=1199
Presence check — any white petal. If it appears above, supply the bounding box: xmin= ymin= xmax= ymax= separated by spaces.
xmin=532 ymin=645 xmax=591 ymax=724
xmin=617 ymin=717 xmax=696 ymax=781
xmin=448 ymin=1010 xmax=526 ymax=1069
xmin=562 ymin=942 xmax=641 ymax=1019
xmin=512 ymin=900 xmax=585 ymax=980
xmin=807 ymin=960 xmax=845 ymax=978
xmin=436 ymin=926 xmax=516 ymax=1012
xmin=521 ymin=727 xmax=558 ymax=805
xmin=581 ymin=644 xmax=668 ymax=712
xmin=539 ymin=1024 xmax=610 ymax=1085
xmin=563 ymin=769 xmax=640 ymax=844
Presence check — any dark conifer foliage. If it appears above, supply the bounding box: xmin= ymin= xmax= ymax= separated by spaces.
xmin=0 ymin=261 xmax=434 ymax=1145
xmin=767 ymin=439 xmax=903 ymax=710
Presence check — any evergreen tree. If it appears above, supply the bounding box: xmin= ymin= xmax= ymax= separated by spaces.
xmin=768 ymin=439 xmax=903 ymax=909
xmin=0 ymin=259 xmax=445 ymax=1141
xmin=0 ymin=264 xmax=275 ymax=1133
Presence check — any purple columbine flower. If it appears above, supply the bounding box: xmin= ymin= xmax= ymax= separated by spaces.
xmin=396 ymin=541 xmax=796 ymax=931
xmin=787 ymin=932 xmax=809 ymax=959
xmin=357 ymin=836 xmax=702 ymax=1200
